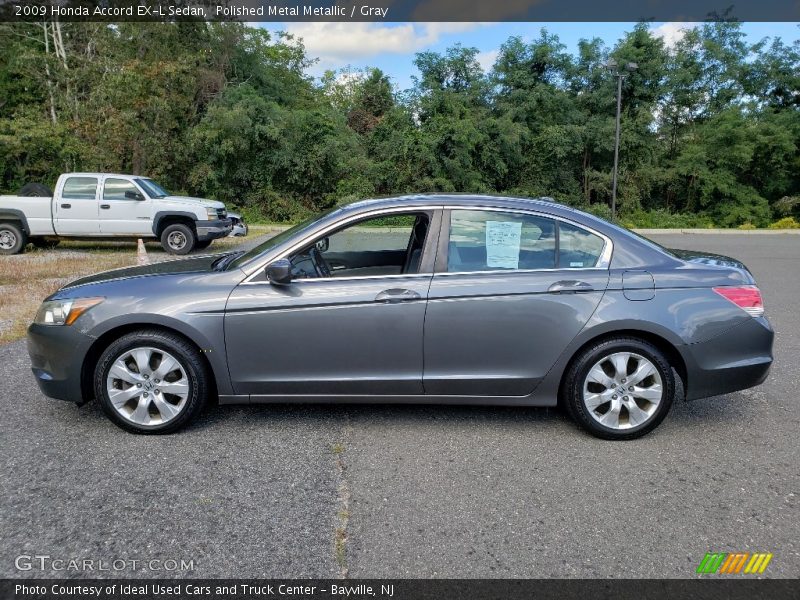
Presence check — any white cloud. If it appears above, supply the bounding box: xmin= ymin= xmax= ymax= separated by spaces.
xmin=282 ymin=22 xmax=482 ymax=71
xmin=476 ymin=49 xmax=499 ymax=72
xmin=651 ymin=22 xmax=697 ymax=49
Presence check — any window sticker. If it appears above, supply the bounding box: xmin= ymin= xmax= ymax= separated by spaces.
xmin=485 ymin=220 xmax=522 ymax=269
xmin=570 ymin=261 xmax=584 ymax=267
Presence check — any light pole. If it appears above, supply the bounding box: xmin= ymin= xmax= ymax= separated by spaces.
xmin=605 ymin=59 xmax=637 ymax=221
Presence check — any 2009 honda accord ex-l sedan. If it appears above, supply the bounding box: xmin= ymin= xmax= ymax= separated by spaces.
xmin=27 ymin=195 xmax=774 ymax=439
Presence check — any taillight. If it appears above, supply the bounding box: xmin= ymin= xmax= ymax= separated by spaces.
xmin=713 ymin=285 xmax=764 ymax=317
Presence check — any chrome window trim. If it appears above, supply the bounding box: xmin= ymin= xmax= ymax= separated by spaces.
xmin=241 ymin=203 xmax=612 ymax=284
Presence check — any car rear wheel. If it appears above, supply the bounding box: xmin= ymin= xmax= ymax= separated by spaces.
xmin=0 ymin=222 xmax=27 ymax=255
xmin=160 ymin=223 xmax=196 ymax=255
xmin=94 ymin=330 xmax=209 ymax=434
xmin=561 ymin=337 xmax=674 ymax=440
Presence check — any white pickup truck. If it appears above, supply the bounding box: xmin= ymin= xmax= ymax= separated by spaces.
xmin=0 ymin=173 xmax=232 ymax=255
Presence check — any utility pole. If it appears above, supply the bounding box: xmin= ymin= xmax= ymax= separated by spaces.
xmin=604 ymin=60 xmax=637 ymax=221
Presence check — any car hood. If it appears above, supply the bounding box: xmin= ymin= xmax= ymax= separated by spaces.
xmin=163 ymin=195 xmax=225 ymax=210
xmin=62 ymin=254 xmax=224 ymax=289
xmin=669 ymin=248 xmax=748 ymax=270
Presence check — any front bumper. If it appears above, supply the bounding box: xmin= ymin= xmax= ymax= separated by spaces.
xmin=27 ymin=323 xmax=94 ymax=403
xmin=683 ymin=316 xmax=774 ymax=401
xmin=196 ymin=218 xmax=232 ymax=242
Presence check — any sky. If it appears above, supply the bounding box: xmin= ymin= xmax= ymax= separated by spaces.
xmin=260 ymin=22 xmax=800 ymax=90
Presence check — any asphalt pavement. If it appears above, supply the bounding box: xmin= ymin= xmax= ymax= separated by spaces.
xmin=0 ymin=233 xmax=797 ymax=579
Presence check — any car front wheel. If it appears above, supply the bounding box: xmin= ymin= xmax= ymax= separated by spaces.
xmin=94 ymin=330 xmax=209 ymax=434
xmin=561 ymin=337 xmax=675 ymax=440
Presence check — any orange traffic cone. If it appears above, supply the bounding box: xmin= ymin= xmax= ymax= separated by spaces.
xmin=137 ymin=238 xmax=150 ymax=266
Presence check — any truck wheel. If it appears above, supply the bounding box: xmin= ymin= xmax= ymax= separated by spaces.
xmin=161 ymin=223 xmax=196 ymax=255
xmin=18 ymin=182 xmax=53 ymax=197
xmin=0 ymin=222 xmax=27 ymax=255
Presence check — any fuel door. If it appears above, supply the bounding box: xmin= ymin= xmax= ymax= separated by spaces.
xmin=622 ymin=270 xmax=655 ymax=301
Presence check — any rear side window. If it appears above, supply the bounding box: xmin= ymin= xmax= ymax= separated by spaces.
xmin=103 ymin=178 xmax=139 ymax=201
xmin=62 ymin=177 xmax=98 ymax=200
xmin=447 ymin=210 xmax=556 ymax=272
xmin=559 ymin=221 xmax=605 ymax=268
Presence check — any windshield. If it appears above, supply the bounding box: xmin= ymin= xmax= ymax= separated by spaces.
xmin=136 ymin=178 xmax=169 ymax=199
xmin=227 ymin=211 xmax=328 ymax=270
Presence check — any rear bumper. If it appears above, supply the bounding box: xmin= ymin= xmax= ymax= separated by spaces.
xmin=683 ymin=316 xmax=774 ymax=401
xmin=196 ymin=218 xmax=232 ymax=242
xmin=27 ymin=323 xmax=93 ymax=403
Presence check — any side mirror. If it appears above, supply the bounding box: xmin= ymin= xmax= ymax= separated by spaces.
xmin=266 ymin=258 xmax=292 ymax=285
xmin=125 ymin=190 xmax=145 ymax=201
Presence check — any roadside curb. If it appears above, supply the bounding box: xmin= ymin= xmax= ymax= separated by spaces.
xmin=633 ymin=228 xmax=800 ymax=235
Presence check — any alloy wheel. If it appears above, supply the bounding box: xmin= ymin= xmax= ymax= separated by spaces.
xmin=106 ymin=346 xmax=190 ymax=426
xmin=582 ymin=352 xmax=663 ymax=430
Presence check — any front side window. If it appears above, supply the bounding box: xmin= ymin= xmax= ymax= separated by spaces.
xmin=103 ymin=178 xmax=140 ymax=201
xmin=447 ymin=210 xmax=556 ymax=272
xmin=62 ymin=177 xmax=98 ymax=200
xmin=290 ymin=212 xmax=430 ymax=279
xmin=135 ymin=178 xmax=169 ymax=198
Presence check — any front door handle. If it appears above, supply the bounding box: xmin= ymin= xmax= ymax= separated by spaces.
xmin=375 ymin=288 xmax=421 ymax=302
xmin=100 ymin=204 xmax=111 ymax=209
xmin=548 ymin=280 xmax=595 ymax=294
xmin=60 ymin=203 xmax=71 ymax=209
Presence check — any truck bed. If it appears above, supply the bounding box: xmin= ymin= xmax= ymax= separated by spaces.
xmin=0 ymin=195 xmax=56 ymax=236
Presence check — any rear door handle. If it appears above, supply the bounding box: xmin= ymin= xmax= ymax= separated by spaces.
xmin=548 ymin=280 xmax=595 ymax=294
xmin=375 ymin=288 xmax=421 ymax=302
xmin=60 ymin=203 xmax=71 ymax=209
xmin=100 ymin=204 xmax=111 ymax=209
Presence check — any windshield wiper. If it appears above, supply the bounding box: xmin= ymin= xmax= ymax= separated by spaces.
xmin=212 ymin=250 xmax=246 ymax=271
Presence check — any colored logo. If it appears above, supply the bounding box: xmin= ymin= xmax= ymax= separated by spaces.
xmin=697 ymin=552 xmax=773 ymax=574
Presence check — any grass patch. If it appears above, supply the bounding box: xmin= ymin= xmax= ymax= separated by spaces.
xmin=0 ymin=250 xmax=136 ymax=344
xmin=334 ymin=527 xmax=348 ymax=569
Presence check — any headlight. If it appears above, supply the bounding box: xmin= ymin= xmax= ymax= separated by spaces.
xmin=34 ymin=297 xmax=104 ymax=326
xmin=206 ymin=207 xmax=218 ymax=220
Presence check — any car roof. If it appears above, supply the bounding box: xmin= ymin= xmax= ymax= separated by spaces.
xmin=337 ymin=193 xmax=610 ymax=227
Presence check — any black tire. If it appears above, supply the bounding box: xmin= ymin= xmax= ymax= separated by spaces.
xmin=30 ymin=237 xmax=60 ymax=249
xmin=194 ymin=240 xmax=212 ymax=251
xmin=561 ymin=337 xmax=675 ymax=440
xmin=0 ymin=222 xmax=27 ymax=255
xmin=94 ymin=329 xmax=210 ymax=434
xmin=160 ymin=222 xmax=196 ymax=255
xmin=18 ymin=182 xmax=53 ymax=197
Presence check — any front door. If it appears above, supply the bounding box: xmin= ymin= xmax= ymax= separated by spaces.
xmin=224 ymin=210 xmax=439 ymax=397
xmin=423 ymin=208 xmax=610 ymax=396
xmin=54 ymin=175 xmax=100 ymax=234
xmin=98 ymin=177 xmax=152 ymax=235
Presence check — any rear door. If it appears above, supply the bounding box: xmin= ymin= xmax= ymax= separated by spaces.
xmin=423 ymin=208 xmax=610 ymax=396
xmin=98 ymin=177 xmax=152 ymax=235
xmin=54 ymin=176 xmax=100 ymax=235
